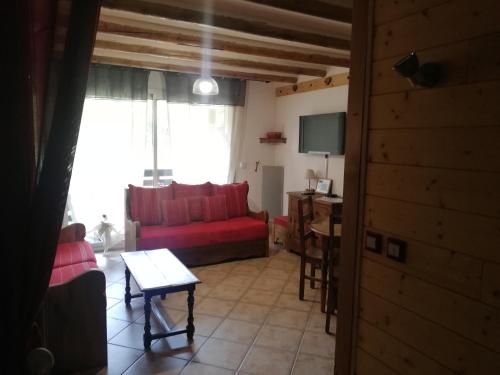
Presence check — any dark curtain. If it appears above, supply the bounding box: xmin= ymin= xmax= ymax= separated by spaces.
xmin=164 ymin=72 xmax=246 ymax=106
xmin=2 ymin=0 xmax=101 ymax=372
xmin=86 ymin=63 xmax=150 ymax=100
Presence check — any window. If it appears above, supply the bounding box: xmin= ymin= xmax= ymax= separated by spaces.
xmin=68 ymin=97 xmax=236 ymax=248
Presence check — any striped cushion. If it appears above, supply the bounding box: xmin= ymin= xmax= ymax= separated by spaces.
xmin=49 ymin=261 xmax=98 ymax=286
xmin=53 ymin=241 xmax=96 ymax=268
xmin=212 ymin=181 xmax=249 ymax=218
xmin=157 ymin=184 xmax=174 ymax=205
xmin=202 ymin=195 xmax=228 ymax=222
xmin=186 ymin=197 xmax=203 ymax=221
xmin=172 ymin=181 xmax=212 ymax=199
xmin=161 ymin=199 xmax=191 ymax=227
xmin=128 ymin=185 xmax=162 ymax=225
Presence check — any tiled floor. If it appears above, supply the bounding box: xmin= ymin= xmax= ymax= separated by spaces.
xmin=96 ymin=247 xmax=336 ymax=375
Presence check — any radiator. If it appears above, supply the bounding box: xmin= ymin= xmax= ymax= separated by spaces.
xmin=261 ymin=165 xmax=284 ymax=220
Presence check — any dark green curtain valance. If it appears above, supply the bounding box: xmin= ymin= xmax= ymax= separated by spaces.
xmin=164 ymin=72 xmax=246 ymax=106
xmin=86 ymin=64 xmax=149 ymax=100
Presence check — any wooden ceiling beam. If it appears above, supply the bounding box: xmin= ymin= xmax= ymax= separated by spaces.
xmin=92 ymin=55 xmax=298 ymax=83
xmin=98 ymin=21 xmax=350 ymax=67
xmin=244 ymin=0 xmax=352 ymax=24
xmin=100 ymin=1 xmax=350 ymax=50
xmin=95 ymin=39 xmax=327 ymax=77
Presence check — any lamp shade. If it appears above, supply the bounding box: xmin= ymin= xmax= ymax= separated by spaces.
xmin=305 ymin=169 xmax=315 ymax=179
xmin=193 ymin=76 xmax=219 ymax=96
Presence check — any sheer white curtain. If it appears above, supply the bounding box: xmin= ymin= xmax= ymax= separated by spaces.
xmin=69 ymin=82 xmax=245 ymax=250
xmin=165 ymin=103 xmax=242 ymax=184
xmin=68 ymin=98 xmax=149 ymax=241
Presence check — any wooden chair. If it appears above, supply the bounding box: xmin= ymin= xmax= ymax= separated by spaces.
xmin=325 ymin=213 xmax=341 ymax=334
xmin=297 ymin=196 xmax=325 ymax=307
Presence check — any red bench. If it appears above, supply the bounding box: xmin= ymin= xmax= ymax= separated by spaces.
xmin=125 ymin=181 xmax=269 ymax=266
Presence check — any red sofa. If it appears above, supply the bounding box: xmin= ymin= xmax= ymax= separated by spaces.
xmin=125 ymin=181 xmax=269 ymax=266
xmin=41 ymin=224 xmax=107 ymax=374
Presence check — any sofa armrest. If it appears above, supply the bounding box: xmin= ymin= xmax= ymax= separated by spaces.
xmin=248 ymin=210 xmax=269 ymax=224
xmin=58 ymin=223 xmax=86 ymax=244
xmin=125 ymin=219 xmax=140 ymax=251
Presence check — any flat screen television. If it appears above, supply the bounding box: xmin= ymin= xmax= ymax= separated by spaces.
xmin=298 ymin=112 xmax=346 ymax=155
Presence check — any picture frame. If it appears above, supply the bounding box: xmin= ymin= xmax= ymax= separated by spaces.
xmin=316 ymin=178 xmax=332 ymax=195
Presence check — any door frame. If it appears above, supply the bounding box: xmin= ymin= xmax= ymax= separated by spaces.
xmin=334 ymin=1 xmax=374 ymax=374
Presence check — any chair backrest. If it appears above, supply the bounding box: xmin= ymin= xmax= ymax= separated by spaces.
xmin=143 ymin=168 xmax=173 ymax=187
xmin=297 ymin=195 xmax=315 ymax=253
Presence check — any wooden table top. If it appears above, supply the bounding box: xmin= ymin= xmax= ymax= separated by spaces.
xmin=311 ymin=219 xmax=342 ymax=237
xmin=121 ymin=249 xmax=200 ymax=291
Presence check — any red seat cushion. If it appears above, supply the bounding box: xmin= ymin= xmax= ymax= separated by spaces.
xmin=139 ymin=216 xmax=268 ymax=250
xmin=172 ymin=181 xmax=212 ymax=199
xmin=212 ymin=181 xmax=249 ymax=218
xmin=53 ymin=241 xmax=97 ymax=268
xmin=161 ymin=199 xmax=190 ymax=227
xmin=49 ymin=261 xmax=98 ymax=286
xmin=274 ymin=215 xmax=288 ymax=228
xmin=202 ymin=195 xmax=228 ymax=222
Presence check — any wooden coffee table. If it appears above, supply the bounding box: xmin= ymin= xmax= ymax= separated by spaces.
xmin=120 ymin=249 xmax=200 ymax=350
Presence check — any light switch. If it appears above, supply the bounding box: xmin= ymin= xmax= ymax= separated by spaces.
xmin=387 ymin=238 xmax=407 ymax=262
xmin=365 ymin=231 xmax=382 ymax=253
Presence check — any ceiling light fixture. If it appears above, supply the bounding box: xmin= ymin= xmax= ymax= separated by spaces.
xmin=193 ymin=76 xmax=219 ymax=96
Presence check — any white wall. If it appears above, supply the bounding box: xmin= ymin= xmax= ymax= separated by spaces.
xmin=274 ymin=84 xmax=348 ymax=214
xmin=235 ymin=72 xmax=349 ymax=215
xmin=235 ymin=81 xmax=277 ymax=211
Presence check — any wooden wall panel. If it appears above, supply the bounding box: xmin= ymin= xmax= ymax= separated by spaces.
xmin=362 ymin=234 xmax=482 ymax=299
xmin=372 ymin=30 xmax=500 ymax=95
xmin=359 ymin=289 xmax=500 ymax=375
xmin=368 ymin=128 xmax=500 ymax=172
xmin=366 ymin=163 xmax=500 ymax=218
xmin=354 ymin=1 xmax=500 ymax=374
xmin=365 ymin=195 xmax=500 ymax=263
xmin=370 ymin=80 xmax=500 ymax=129
xmin=361 ymin=258 xmax=500 ymax=352
xmin=373 ymin=0 xmax=500 ymax=60
xmin=356 ymin=348 xmax=399 ymax=375
xmin=482 ymin=263 xmax=500 ymax=309
xmin=373 ymin=0 xmax=450 ymax=26
xmin=371 ymin=41 xmax=468 ymax=95
xmin=357 ymin=319 xmax=455 ymax=375
xmin=468 ymin=32 xmax=500 ymax=83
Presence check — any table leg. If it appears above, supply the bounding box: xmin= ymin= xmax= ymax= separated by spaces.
xmin=186 ymin=287 xmax=195 ymax=341
xmin=124 ymin=267 xmax=131 ymax=306
xmin=143 ymin=292 xmax=152 ymax=350
xmin=326 ymin=248 xmax=337 ymax=334
xmin=320 ymin=245 xmax=329 ymax=313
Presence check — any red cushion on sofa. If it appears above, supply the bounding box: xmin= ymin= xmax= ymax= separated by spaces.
xmin=161 ymin=199 xmax=190 ymax=227
xmin=202 ymin=195 xmax=228 ymax=222
xmin=49 ymin=261 xmax=98 ymax=286
xmin=212 ymin=181 xmax=249 ymax=218
xmin=128 ymin=185 xmax=162 ymax=225
xmin=186 ymin=197 xmax=203 ymax=221
xmin=53 ymin=240 xmax=96 ymax=268
xmin=157 ymin=185 xmax=174 ymax=204
xmin=172 ymin=181 xmax=212 ymax=199
xmin=139 ymin=216 xmax=268 ymax=250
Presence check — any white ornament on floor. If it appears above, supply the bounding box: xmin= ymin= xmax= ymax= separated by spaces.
xmin=89 ymin=214 xmax=120 ymax=256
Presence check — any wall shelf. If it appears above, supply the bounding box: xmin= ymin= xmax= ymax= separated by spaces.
xmin=259 ymin=137 xmax=287 ymax=144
